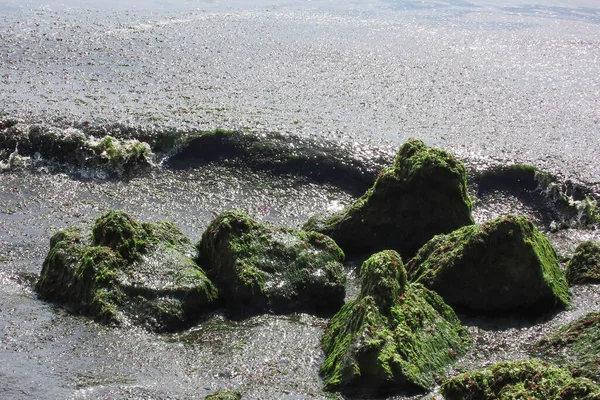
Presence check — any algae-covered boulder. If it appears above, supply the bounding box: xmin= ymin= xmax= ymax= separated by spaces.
xmin=196 ymin=210 xmax=345 ymax=315
xmin=36 ymin=210 xmax=216 ymax=331
xmin=304 ymin=138 xmax=474 ymax=258
xmin=204 ymin=390 xmax=241 ymax=400
xmin=535 ymin=312 xmax=600 ymax=381
xmin=320 ymin=250 xmax=470 ymax=395
xmin=407 ymin=214 xmax=570 ymax=313
xmin=565 ymin=241 xmax=600 ymax=284
xmin=441 ymin=359 xmax=600 ymax=400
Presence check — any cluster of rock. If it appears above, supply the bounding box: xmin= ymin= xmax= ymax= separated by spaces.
xmin=36 ymin=210 xmax=346 ymax=331
xmin=36 ymin=138 xmax=600 ymax=397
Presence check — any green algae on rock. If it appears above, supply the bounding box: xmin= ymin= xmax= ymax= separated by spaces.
xmin=0 ymin=122 xmax=154 ymax=176
xmin=320 ymin=250 xmax=469 ymax=396
xmin=535 ymin=312 xmax=600 ymax=382
xmin=204 ymin=390 xmax=242 ymax=400
xmin=303 ymin=138 xmax=474 ymax=258
xmin=36 ymin=210 xmax=216 ymax=331
xmin=565 ymin=241 xmax=600 ymax=284
xmin=441 ymin=359 xmax=600 ymax=400
xmin=196 ymin=210 xmax=346 ymax=315
xmin=407 ymin=214 xmax=570 ymax=314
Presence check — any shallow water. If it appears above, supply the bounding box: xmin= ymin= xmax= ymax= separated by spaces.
xmin=1 ymin=1 xmax=600 ymax=399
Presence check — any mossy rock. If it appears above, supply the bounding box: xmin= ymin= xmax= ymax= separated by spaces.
xmin=196 ymin=210 xmax=345 ymax=315
xmin=565 ymin=241 xmax=600 ymax=284
xmin=204 ymin=390 xmax=242 ymax=400
xmin=535 ymin=312 xmax=600 ymax=382
xmin=197 ymin=210 xmax=345 ymax=314
xmin=36 ymin=211 xmax=216 ymax=331
xmin=0 ymin=123 xmax=153 ymax=175
xmin=320 ymin=250 xmax=470 ymax=396
xmin=304 ymin=138 xmax=474 ymax=258
xmin=441 ymin=359 xmax=600 ymax=400
xmin=407 ymin=214 xmax=570 ymax=314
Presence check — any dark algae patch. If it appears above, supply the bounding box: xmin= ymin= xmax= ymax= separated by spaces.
xmin=441 ymin=359 xmax=600 ymax=400
xmin=196 ymin=210 xmax=346 ymax=316
xmin=535 ymin=311 xmax=600 ymax=382
xmin=304 ymin=138 xmax=474 ymax=258
xmin=165 ymin=129 xmax=386 ymax=193
xmin=320 ymin=250 xmax=470 ymax=396
xmin=566 ymin=241 xmax=600 ymax=284
xmin=36 ymin=210 xmax=217 ymax=331
xmin=407 ymin=214 xmax=570 ymax=314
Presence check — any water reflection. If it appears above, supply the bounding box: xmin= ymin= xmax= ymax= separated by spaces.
xmin=1 ymin=0 xmax=599 ymax=25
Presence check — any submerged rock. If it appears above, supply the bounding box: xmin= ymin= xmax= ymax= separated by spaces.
xmin=535 ymin=311 xmax=600 ymax=381
xmin=407 ymin=214 xmax=570 ymax=314
xmin=196 ymin=210 xmax=346 ymax=315
xmin=565 ymin=241 xmax=600 ymax=284
xmin=304 ymin=138 xmax=473 ymax=258
xmin=0 ymin=122 xmax=154 ymax=176
xmin=36 ymin=210 xmax=216 ymax=331
xmin=441 ymin=359 xmax=600 ymax=400
xmin=320 ymin=250 xmax=469 ymax=395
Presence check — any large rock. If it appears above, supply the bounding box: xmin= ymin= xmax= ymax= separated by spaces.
xmin=304 ymin=138 xmax=474 ymax=258
xmin=320 ymin=250 xmax=470 ymax=395
xmin=196 ymin=210 xmax=346 ymax=315
xmin=36 ymin=211 xmax=216 ymax=331
xmin=535 ymin=312 xmax=600 ymax=381
xmin=441 ymin=359 xmax=600 ymax=400
xmin=565 ymin=241 xmax=600 ymax=284
xmin=407 ymin=214 xmax=570 ymax=313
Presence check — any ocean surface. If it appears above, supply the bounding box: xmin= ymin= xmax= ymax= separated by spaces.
xmin=1 ymin=1 xmax=599 ymax=399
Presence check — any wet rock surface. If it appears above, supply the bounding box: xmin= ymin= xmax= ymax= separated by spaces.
xmin=197 ymin=210 xmax=345 ymax=316
xmin=205 ymin=390 xmax=242 ymax=400
xmin=0 ymin=122 xmax=154 ymax=177
xmin=566 ymin=241 xmax=600 ymax=285
xmin=320 ymin=250 xmax=470 ymax=395
xmin=535 ymin=311 xmax=600 ymax=382
xmin=407 ymin=214 xmax=570 ymax=314
xmin=441 ymin=359 xmax=600 ymax=400
xmin=36 ymin=210 xmax=217 ymax=331
xmin=305 ymin=138 xmax=474 ymax=258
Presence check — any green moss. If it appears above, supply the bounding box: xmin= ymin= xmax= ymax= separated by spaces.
xmin=407 ymin=214 xmax=570 ymax=313
xmin=204 ymin=390 xmax=241 ymax=400
xmin=565 ymin=241 xmax=600 ymax=284
xmin=320 ymin=250 xmax=470 ymax=395
xmin=36 ymin=211 xmax=216 ymax=331
xmin=535 ymin=312 xmax=600 ymax=381
xmin=35 ymin=227 xmax=87 ymax=304
xmin=91 ymin=210 xmax=192 ymax=262
xmin=304 ymin=138 xmax=474 ymax=258
xmin=441 ymin=359 xmax=600 ymax=400
xmin=197 ymin=210 xmax=346 ymax=315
